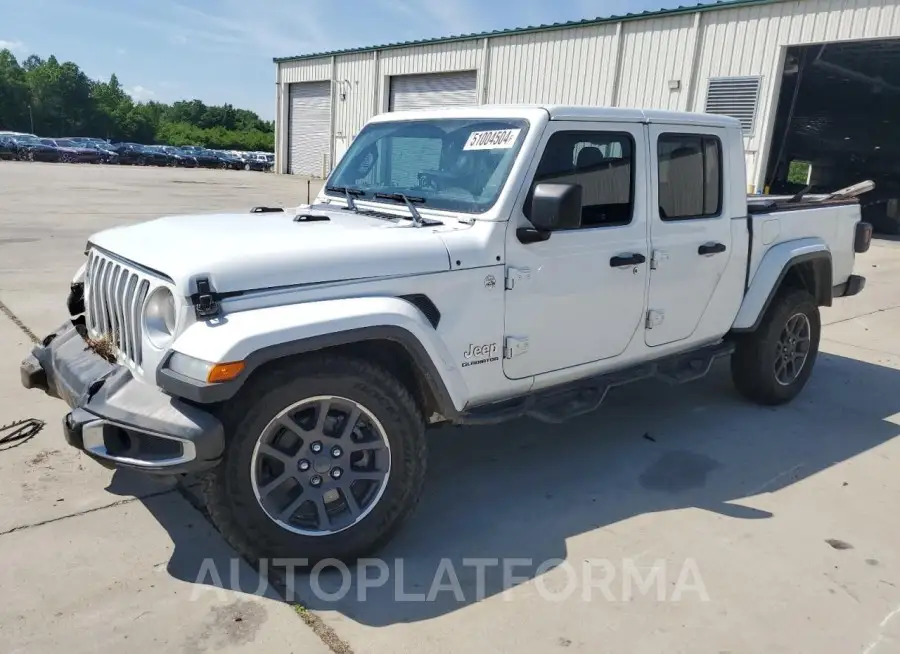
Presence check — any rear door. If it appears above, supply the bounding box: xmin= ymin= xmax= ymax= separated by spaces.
xmin=645 ymin=125 xmax=734 ymax=347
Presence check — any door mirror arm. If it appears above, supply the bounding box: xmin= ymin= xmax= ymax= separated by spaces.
xmin=516 ymin=226 xmax=552 ymax=244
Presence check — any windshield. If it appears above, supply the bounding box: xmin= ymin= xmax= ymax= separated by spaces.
xmin=56 ymin=139 xmax=77 ymax=147
xmin=325 ymin=118 xmax=528 ymax=214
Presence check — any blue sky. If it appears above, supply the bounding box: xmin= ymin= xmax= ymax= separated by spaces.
xmin=1 ymin=0 xmax=684 ymax=119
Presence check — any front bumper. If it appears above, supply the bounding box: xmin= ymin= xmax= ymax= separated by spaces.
xmin=20 ymin=322 xmax=224 ymax=475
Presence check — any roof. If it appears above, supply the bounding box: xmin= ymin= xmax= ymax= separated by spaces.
xmin=274 ymin=0 xmax=783 ymax=63
xmin=366 ymin=104 xmax=742 ymax=128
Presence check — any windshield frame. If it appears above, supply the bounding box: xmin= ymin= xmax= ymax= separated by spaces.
xmin=324 ymin=117 xmax=530 ymax=216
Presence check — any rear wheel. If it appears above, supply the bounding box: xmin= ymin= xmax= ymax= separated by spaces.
xmin=731 ymin=288 xmax=820 ymax=405
xmin=202 ymin=355 xmax=427 ymax=566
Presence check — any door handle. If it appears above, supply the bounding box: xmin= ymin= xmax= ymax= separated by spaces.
xmin=609 ymin=253 xmax=646 ymax=267
xmin=698 ymin=242 xmax=727 ymax=255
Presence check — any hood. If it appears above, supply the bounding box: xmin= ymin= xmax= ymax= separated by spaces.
xmin=89 ymin=208 xmax=457 ymax=296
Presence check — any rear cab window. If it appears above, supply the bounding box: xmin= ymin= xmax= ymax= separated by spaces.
xmin=657 ymin=133 xmax=722 ymax=220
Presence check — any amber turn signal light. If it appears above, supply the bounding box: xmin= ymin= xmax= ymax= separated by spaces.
xmin=207 ymin=361 xmax=245 ymax=383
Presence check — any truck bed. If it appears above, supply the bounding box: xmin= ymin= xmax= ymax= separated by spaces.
xmin=744 ymin=198 xmax=861 ymax=294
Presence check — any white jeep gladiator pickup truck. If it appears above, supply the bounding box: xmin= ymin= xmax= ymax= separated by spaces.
xmin=21 ymin=105 xmax=872 ymax=564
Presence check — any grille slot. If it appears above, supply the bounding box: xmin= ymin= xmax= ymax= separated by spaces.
xmin=84 ymin=250 xmax=152 ymax=367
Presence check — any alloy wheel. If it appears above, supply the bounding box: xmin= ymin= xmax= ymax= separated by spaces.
xmin=249 ymin=395 xmax=391 ymax=536
xmin=774 ymin=312 xmax=812 ymax=386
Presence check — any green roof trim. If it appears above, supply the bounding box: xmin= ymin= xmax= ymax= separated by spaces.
xmin=273 ymin=0 xmax=783 ymax=64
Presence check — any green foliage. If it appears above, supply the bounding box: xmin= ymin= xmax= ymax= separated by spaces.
xmin=787 ymin=160 xmax=812 ymax=186
xmin=0 ymin=49 xmax=273 ymax=151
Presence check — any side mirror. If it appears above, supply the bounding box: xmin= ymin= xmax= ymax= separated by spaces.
xmin=519 ymin=183 xmax=582 ymax=243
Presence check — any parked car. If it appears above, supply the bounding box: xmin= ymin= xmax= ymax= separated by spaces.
xmin=9 ymin=135 xmax=61 ymax=162
xmin=211 ymin=149 xmax=244 ymax=170
xmin=19 ymin=105 xmax=873 ymax=566
xmin=0 ymin=136 xmax=17 ymax=160
xmin=238 ymin=153 xmax=270 ymax=171
xmin=86 ymin=142 xmax=121 ymax=164
xmin=136 ymin=145 xmax=169 ymax=167
xmin=0 ymin=130 xmax=37 ymax=139
xmin=181 ymin=147 xmax=222 ymax=169
xmin=110 ymin=142 xmax=145 ymax=165
xmin=153 ymin=145 xmax=198 ymax=168
xmin=111 ymin=143 xmax=167 ymax=166
xmin=41 ymin=139 xmax=104 ymax=164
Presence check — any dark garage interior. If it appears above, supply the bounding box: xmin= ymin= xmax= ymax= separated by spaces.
xmin=765 ymin=37 xmax=900 ymax=233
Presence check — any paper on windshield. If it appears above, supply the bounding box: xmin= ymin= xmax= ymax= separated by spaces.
xmin=463 ymin=129 xmax=522 ymax=151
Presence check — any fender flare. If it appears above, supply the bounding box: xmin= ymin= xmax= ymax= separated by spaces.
xmin=156 ymin=296 xmax=467 ymax=416
xmin=732 ymin=238 xmax=832 ymax=332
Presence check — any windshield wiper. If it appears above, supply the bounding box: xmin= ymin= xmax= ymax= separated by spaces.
xmin=325 ymin=185 xmax=366 ymax=213
xmin=373 ymin=192 xmax=434 ymax=227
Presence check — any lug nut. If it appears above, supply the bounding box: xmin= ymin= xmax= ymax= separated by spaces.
xmin=330 ymin=468 xmax=343 ymax=479
xmin=310 ymin=475 xmax=322 ymax=487
xmin=298 ymin=459 xmax=310 ymax=471
xmin=331 ymin=446 xmax=343 ymax=458
xmin=311 ymin=442 xmax=323 ymax=454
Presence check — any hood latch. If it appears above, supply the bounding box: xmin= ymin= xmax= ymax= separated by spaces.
xmin=191 ymin=278 xmax=220 ymax=319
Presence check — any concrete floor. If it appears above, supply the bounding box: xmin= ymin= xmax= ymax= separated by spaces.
xmin=1 ymin=161 xmax=899 ymax=654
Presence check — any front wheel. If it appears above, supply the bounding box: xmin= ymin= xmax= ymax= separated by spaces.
xmin=202 ymin=355 xmax=427 ymax=566
xmin=731 ymin=288 xmax=821 ymax=405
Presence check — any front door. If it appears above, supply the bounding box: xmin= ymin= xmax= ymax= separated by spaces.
xmin=645 ymin=125 xmax=733 ymax=347
xmin=503 ymin=121 xmax=649 ymax=380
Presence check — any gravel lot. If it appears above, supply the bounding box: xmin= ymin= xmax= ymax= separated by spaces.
xmin=2 ymin=161 xmax=899 ymax=654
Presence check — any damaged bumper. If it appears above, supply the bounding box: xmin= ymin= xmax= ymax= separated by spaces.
xmin=20 ymin=322 xmax=224 ymax=475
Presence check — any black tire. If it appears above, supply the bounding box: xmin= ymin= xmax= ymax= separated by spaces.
xmin=202 ymin=354 xmax=427 ymax=566
xmin=731 ymin=288 xmax=820 ymax=405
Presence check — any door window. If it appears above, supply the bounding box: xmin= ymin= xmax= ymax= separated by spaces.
xmin=526 ymin=131 xmax=634 ymax=228
xmin=657 ymin=134 xmax=722 ymax=220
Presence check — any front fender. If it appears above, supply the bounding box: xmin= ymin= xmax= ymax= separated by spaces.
xmin=160 ymin=296 xmax=468 ymax=414
xmin=732 ymin=238 xmax=831 ymax=332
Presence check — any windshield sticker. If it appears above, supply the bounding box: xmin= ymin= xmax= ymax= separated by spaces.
xmin=463 ymin=129 xmax=522 ymax=151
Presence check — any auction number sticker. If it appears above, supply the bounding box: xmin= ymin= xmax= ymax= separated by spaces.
xmin=463 ymin=129 xmax=522 ymax=151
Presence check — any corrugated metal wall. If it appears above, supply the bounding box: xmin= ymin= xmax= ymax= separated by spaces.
xmin=379 ymin=41 xmax=481 ymax=76
xmin=276 ymin=0 xmax=900 ymax=185
xmin=486 ymin=25 xmax=619 ymax=105
xmin=333 ymin=52 xmax=376 ymax=165
xmin=617 ymin=14 xmax=698 ymax=110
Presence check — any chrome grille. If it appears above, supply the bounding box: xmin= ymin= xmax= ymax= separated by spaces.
xmin=84 ymin=250 xmax=150 ymax=367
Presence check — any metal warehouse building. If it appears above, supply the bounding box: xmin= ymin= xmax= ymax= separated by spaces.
xmin=273 ymin=0 xmax=900 ymax=223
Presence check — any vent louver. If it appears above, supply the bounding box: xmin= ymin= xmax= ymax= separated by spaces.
xmin=705 ymin=76 xmax=761 ymax=133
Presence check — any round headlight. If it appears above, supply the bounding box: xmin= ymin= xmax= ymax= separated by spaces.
xmin=144 ymin=287 xmax=177 ymax=348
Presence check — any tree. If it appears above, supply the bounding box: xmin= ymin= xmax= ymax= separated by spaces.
xmin=0 ymin=50 xmax=30 ymax=132
xmin=0 ymin=51 xmax=274 ymax=151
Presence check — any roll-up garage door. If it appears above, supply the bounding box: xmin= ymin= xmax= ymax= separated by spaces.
xmin=288 ymin=81 xmax=331 ymax=176
xmin=389 ymin=71 xmax=477 ymax=112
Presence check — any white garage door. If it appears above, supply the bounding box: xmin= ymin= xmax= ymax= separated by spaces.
xmin=389 ymin=71 xmax=477 ymax=112
xmin=288 ymin=81 xmax=331 ymax=176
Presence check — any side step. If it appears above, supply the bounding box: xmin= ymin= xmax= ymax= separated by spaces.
xmin=459 ymin=340 xmax=735 ymax=425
